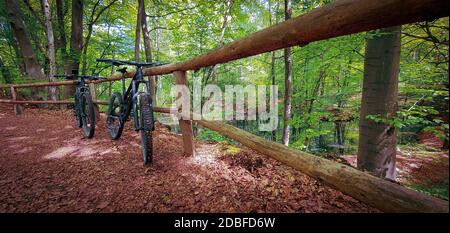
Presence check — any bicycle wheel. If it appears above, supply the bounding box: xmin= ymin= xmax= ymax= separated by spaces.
xmin=139 ymin=93 xmax=153 ymax=165
xmin=81 ymin=92 xmax=95 ymax=138
xmin=107 ymin=92 xmax=124 ymax=140
xmin=74 ymin=91 xmax=82 ymax=128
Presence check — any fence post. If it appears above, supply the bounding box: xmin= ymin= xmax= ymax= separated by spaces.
xmin=10 ymin=86 xmax=23 ymax=115
xmin=173 ymin=71 xmax=196 ymax=156
xmin=89 ymin=82 xmax=100 ymax=122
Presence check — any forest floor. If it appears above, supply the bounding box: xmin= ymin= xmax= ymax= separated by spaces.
xmin=0 ymin=105 xmax=377 ymax=213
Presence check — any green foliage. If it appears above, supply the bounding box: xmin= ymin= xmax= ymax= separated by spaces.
xmin=197 ymin=128 xmax=230 ymax=143
xmin=410 ymin=183 xmax=449 ymax=200
xmin=0 ymin=0 xmax=447 ymax=155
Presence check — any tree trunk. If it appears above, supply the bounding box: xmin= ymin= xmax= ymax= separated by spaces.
xmin=270 ymin=51 xmax=277 ymax=142
xmin=358 ymin=26 xmax=401 ymax=180
xmin=55 ymin=0 xmax=67 ymax=53
xmin=5 ymin=0 xmax=43 ymax=80
xmin=210 ymin=0 xmax=233 ymax=84
xmin=141 ymin=2 xmax=152 ymax=63
xmin=81 ymin=24 xmax=94 ymax=75
xmin=141 ymin=0 xmax=157 ymax=106
xmin=80 ymin=0 xmax=117 ymax=75
xmin=335 ymin=122 xmax=345 ymax=155
xmin=268 ymin=0 xmax=279 ymax=142
xmin=135 ymin=0 xmax=143 ymax=62
xmin=55 ymin=0 xmax=70 ymax=77
xmin=65 ymin=0 xmax=83 ymax=98
xmin=282 ymin=0 xmax=292 ymax=146
xmin=43 ymin=0 xmax=57 ymax=101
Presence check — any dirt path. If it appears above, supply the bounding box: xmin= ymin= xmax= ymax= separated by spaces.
xmin=0 ymin=105 xmax=375 ymax=212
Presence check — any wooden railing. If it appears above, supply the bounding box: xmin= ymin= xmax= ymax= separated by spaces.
xmin=0 ymin=0 xmax=448 ymax=212
xmin=0 ymin=80 xmax=107 ymax=115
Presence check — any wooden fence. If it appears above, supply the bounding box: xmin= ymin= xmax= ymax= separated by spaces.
xmin=0 ymin=0 xmax=448 ymax=212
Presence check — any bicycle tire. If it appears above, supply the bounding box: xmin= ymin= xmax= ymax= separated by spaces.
xmin=107 ymin=92 xmax=124 ymax=140
xmin=139 ymin=93 xmax=153 ymax=165
xmin=81 ymin=92 xmax=95 ymax=138
xmin=74 ymin=91 xmax=82 ymax=128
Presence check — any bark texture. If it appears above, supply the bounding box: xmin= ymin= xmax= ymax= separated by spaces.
xmin=135 ymin=0 xmax=144 ymax=62
xmin=65 ymin=0 xmax=83 ymax=97
xmin=358 ymin=26 xmax=401 ymax=180
xmin=210 ymin=0 xmax=233 ymax=84
xmin=282 ymin=0 xmax=292 ymax=146
xmin=140 ymin=0 xmax=157 ymax=106
xmin=43 ymin=0 xmax=57 ymax=100
xmin=5 ymin=0 xmax=43 ymax=80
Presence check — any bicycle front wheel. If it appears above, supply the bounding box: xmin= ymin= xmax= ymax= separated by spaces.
xmin=139 ymin=93 xmax=153 ymax=165
xmin=107 ymin=92 xmax=124 ymax=140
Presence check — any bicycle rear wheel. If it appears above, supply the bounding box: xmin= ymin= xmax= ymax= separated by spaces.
xmin=107 ymin=92 xmax=124 ymax=140
xmin=81 ymin=92 xmax=95 ymax=138
xmin=139 ymin=93 xmax=153 ymax=165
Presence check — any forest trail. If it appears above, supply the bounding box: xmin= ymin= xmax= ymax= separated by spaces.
xmin=0 ymin=105 xmax=375 ymax=212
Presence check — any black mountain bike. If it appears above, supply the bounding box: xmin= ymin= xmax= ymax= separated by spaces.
xmin=96 ymin=59 xmax=166 ymax=165
xmin=54 ymin=71 xmax=104 ymax=138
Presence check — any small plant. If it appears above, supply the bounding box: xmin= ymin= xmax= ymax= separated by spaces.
xmin=197 ymin=128 xmax=230 ymax=143
xmin=410 ymin=184 xmax=449 ymax=200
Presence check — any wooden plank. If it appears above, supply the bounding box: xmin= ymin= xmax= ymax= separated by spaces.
xmin=191 ymin=117 xmax=449 ymax=213
xmin=174 ymin=71 xmax=196 ymax=156
xmin=0 ymin=71 xmax=134 ymax=89
xmin=10 ymin=86 xmax=23 ymax=115
xmin=150 ymin=105 xmax=447 ymax=212
xmin=153 ymin=106 xmax=176 ymax=114
xmin=0 ymin=80 xmax=77 ymax=89
xmin=143 ymin=0 xmax=448 ymax=77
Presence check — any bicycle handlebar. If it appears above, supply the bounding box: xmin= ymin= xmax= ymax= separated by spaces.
xmin=96 ymin=58 xmax=168 ymax=67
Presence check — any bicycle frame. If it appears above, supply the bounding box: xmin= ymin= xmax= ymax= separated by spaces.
xmin=74 ymin=76 xmax=93 ymax=116
xmin=97 ymin=58 xmax=165 ymax=164
xmin=54 ymin=71 xmax=104 ymax=138
xmin=117 ymin=66 xmax=153 ymax=131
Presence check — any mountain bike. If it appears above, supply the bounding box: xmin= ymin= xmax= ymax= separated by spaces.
xmin=96 ymin=59 xmax=166 ymax=165
xmin=54 ymin=71 xmax=105 ymax=138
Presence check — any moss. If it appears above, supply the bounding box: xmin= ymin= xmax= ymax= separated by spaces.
xmin=218 ymin=141 xmax=241 ymax=155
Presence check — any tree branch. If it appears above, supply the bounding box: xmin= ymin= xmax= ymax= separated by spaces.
xmin=146 ymin=6 xmax=197 ymax=18
xmin=22 ymin=0 xmax=45 ymax=26
xmin=92 ymin=0 xmax=119 ymax=24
